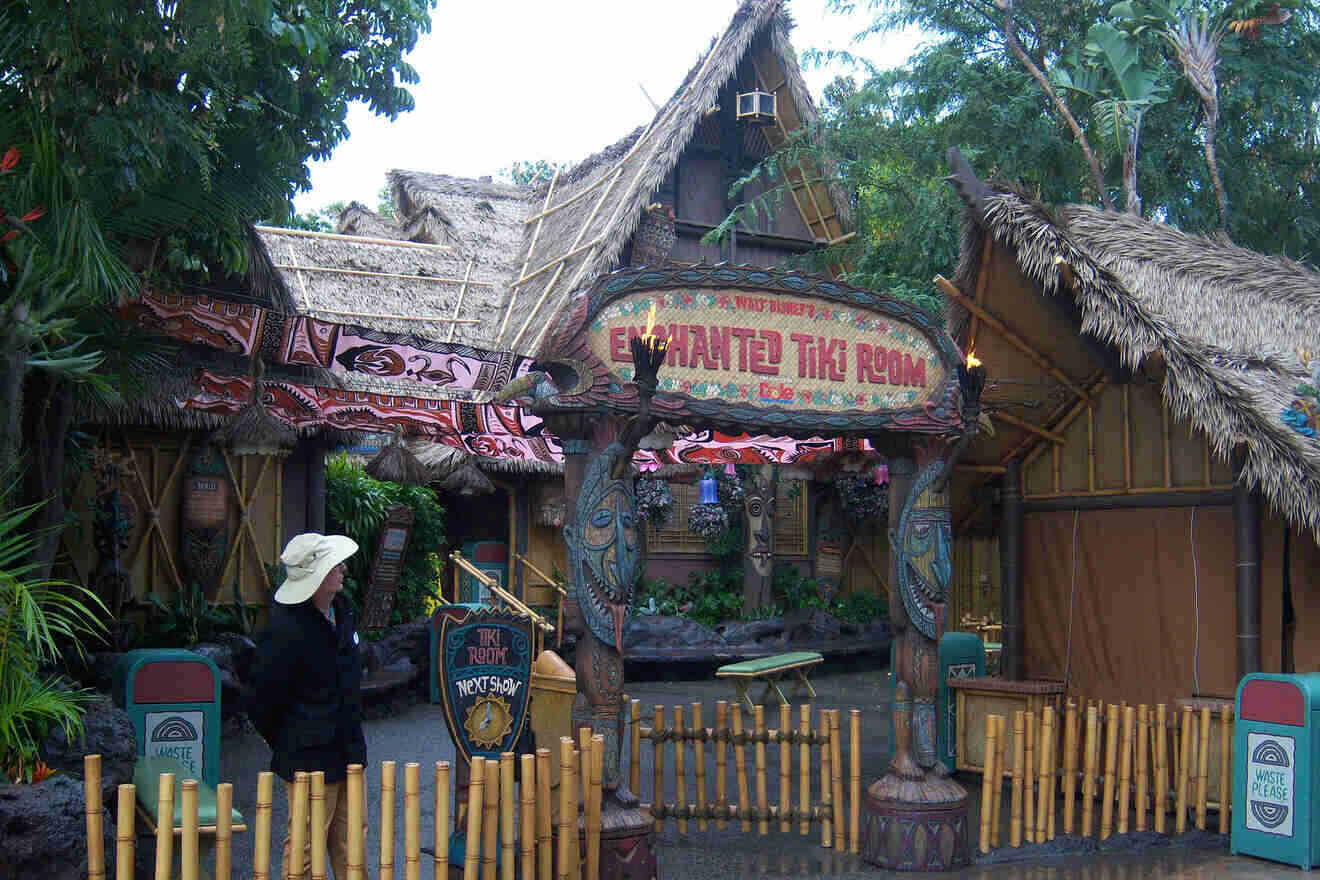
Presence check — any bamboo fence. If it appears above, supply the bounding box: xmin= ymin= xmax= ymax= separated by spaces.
xmin=976 ymin=700 xmax=1235 ymax=854
xmin=83 ymin=739 xmax=606 ymax=880
xmin=631 ymin=699 xmax=863 ymax=853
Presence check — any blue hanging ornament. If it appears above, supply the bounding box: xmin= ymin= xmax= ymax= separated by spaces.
xmin=698 ymin=471 xmax=719 ymax=505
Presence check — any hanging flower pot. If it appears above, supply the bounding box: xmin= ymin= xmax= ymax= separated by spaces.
xmin=688 ymin=501 xmax=729 ymax=539
xmin=635 ymin=475 xmax=674 ymax=528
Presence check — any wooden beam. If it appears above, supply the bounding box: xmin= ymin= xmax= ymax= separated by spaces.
xmin=935 ymin=275 xmax=1095 ymax=406
xmin=1006 ymin=371 xmax=1107 ymax=467
xmin=969 ymin=237 xmax=993 ymax=351
xmin=271 ymin=264 xmax=494 ymax=286
xmin=255 ymin=225 xmax=455 ymax=251
xmin=447 ymin=259 xmax=474 ymax=343
xmin=991 ymin=410 xmax=1067 ymax=445
xmin=957 ymin=464 xmax=1007 ymax=474
xmin=1122 ymin=384 xmax=1132 ymax=490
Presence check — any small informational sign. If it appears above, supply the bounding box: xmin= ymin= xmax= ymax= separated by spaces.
xmin=434 ymin=606 xmax=534 ymax=763
xmin=364 ymin=505 xmax=414 ymax=631
xmin=1245 ymin=732 xmax=1295 ymax=837
xmin=145 ymin=710 xmax=205 ymax=779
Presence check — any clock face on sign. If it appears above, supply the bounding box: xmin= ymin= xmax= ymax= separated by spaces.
xmin=464 ymin=695 xmax=515 ymax=749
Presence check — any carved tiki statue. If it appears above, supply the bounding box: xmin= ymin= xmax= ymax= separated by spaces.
xmin=742 ymin=465 xmax=776 ymax=611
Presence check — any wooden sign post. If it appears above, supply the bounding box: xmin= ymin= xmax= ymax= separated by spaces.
xmin=363 ymin=504 xmax=414 ymax=632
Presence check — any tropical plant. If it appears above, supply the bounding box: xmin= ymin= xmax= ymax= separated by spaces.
xmin=0 ymin=495 xmax=108 ymax=783
xmin=138 ymin=581 xmax=260 ymax=649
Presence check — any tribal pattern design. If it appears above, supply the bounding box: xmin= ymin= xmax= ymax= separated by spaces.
xmin=892 ymin=443 xmax=953 ymax=641
xmin=565 ymin=441 xmax=639 ymax=652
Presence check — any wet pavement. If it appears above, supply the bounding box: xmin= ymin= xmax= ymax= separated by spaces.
xmin=210 ymin=655 xmax=1297 ymax=878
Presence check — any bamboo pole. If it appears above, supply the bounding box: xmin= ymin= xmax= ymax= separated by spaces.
xmin=798 ymin=704 xmax=810 ymax=836
xmin=979 ymin=715 xmax=999 ymax=854
xmin=1010 ymin=711 xmax=1025 ymax=848
xmin=1023 ymin=711 xmax=1036 ymax=842
xmin=349 ymin=765 xmax=367 ymax=880
xmin=1154 ymin=705 xmax=1168 ymax=834
xmin=85 ymin=755 xmax=105 ymax=880
xmin=1081 ymin=706 xmax=1098 ymax=838
xmin=557 ymin=741 xmax=573 ymax=880
xmin=482 ymin=758 xmax=499 ymax=880
xmin=1136 ymin=706 xmax=1150 ymax=833
xmin=499 ymin=755 xmax=515 ymax=880
xmin=779 ymin=703 xmax=791 ymax=833
xmin=831 ymin=711 xmax=845 ymax=852
xmin=154 ymin=772 xmax=175 ymax=880
xmin=1087 ymin=405 xmax=1097 ymax=491
xmin=696 ymin=702 xmax=709 ymax=832
xmin=1037 ymin=707 xmax=1055 ymax=844
xmin=1052 ymin=446 xmax=1061 ymax=494
xmin=578 ymin=728 xmax=591 ymax=810
xmin=1196 ymin=708 xmax=1211 ymax=831
xmin=1219 ymin=707 xmax=1232 ymax=834
xmin=675 ymin=706 xmax=688 ymax=834
xmin=381 ymin=761 xmax=397 ymax=880
xmin=116 ymin=784 xmax=136 ymax=880
xmin=992 ymin=715 xmax=1007 ymax=847
xmin=311 ymin=772 xmax=327 ymax=880
xmin=536 ymin=749 xmax=552 ymax=880
xmin=630 ymin=700 xmax=642 ymax=799
xmin=406 ymin=763 xmax=422 ymax=880
xmin=569 ymin=748 xmax=581 ymax=880
xmin=465 ymin=756 xmax=486 ymax=880
xmin=653 ymin=706 xmax=665 ymax=833
xmin=436 ymin=762 xmax=452 ymax=880
xmin=1063 ymin=701 xmax=1079 ymax=835
xmin=254 ymin=772 xmax=274 ymax=880
xmin=1176 ymin=706 xmax=1192 ymax=834
xmin=734 ymin=704 xmax=751 ymax=833
xmin=181 ymin=779 xmax=200 ymax=880
xmin=1118 ymin=706 xmax=1134 ymax=835
xmin=1101 ymin=705 xmax=1119 ymax=840
xmin=717 ymin=700 xmax=730 ymax=831
xmin=587 ymin=736 xmax=604 ymax=880
xmin=1122 ymin=384 xmax=1132 ymax=489
xmin=520 ymin=755 xmax=536 ymax=880
xmin=754 ymin=705 xmax=768 ymax=836
xmin=1162 ymin=402 xmax=1172 ymax=488
xmin=850 ymin=709 xmax=862 ymax=854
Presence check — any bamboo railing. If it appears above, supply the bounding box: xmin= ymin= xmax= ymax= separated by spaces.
xmin=976 ymin=700 xmax=1235 ymax=854
xmin=450 ymin=550 xmax=556 ymax=654
xmin=84 ymin=739 xmax=606 ymax=880
xmin=630 ymin=699 xmax=863 ymax=853
xmin=512 ymin=551 xmax=568 ymax=646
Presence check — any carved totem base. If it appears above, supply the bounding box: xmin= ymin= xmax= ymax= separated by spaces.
xmin=590 ymin=803 xmax=658 ymax=880
xmin=860 ymin=775 xmax=969 ymax=872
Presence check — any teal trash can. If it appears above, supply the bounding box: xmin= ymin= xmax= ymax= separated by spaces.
xmin=888 ymin=632 xmax=986 ymax=769
xmin=111 ymin=649 xmax=222 ymax=787
xmin=460 ymin=541 xmax=508 ymax=603
xmin=1231 ymin=672 xmax=1320 ymax=869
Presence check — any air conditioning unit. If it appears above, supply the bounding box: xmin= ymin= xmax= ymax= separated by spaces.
xmin=735 ymin=89 xmax=777 ymax=126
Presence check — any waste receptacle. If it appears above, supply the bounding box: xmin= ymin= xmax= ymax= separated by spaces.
xmin=888 ymin=632 xmax=986 ymax=769
xmin=1231 ymin=672 xmax=1320 ymax=869
xmin=111 ymin=649 xmax=221 ymax=787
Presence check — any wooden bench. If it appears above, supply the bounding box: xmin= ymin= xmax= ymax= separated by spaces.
xmin=716 ymin=651 xmax=823 ymax=712
xmin=134 ymin=756 xmax=246 ymax=880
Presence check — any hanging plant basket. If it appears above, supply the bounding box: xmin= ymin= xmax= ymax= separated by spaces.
xmin=634 ymin=475 xmax=674 ymax=528
xmin=836 ymin=472 xmax=889 ymax=523
xmin=688 ymin=502 xmax=729 ymax=539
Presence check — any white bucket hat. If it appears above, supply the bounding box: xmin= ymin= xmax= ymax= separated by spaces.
xmin=274 ymin=533 xmax=359 ymax=605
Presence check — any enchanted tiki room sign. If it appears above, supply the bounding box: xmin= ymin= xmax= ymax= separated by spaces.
xmin=540 ymin=265 xmax=967 ymax=437
xmin=434 ymin=605 xmax=534 ymax=763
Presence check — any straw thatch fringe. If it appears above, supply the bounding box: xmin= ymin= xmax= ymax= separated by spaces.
xmin=437 ymin=460 xmax=496 ymax=495
xmin=366 ymin=429 xmax=431 ymax=485
xmin=954 ymin=189 xmax=1320 ymax=538
xmin=336 ymin=202 xmax=404 ymax=240
xmin=243 ymin=223 xmax=301 ymax=314
xmin=474 ymin=455 xmax=563 ymax=477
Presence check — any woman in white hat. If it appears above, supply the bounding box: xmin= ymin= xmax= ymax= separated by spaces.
xmin=249 ymin=533 xmax=369 ymax=879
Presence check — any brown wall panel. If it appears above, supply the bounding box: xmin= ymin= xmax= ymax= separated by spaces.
xmin=1288 ymin=530 xmax=1320 ymax=673
xmin=1093 ymin=385 xmax=1127 ymax=491
xmin=1127 ymin=380 xmax=1166 ymax=488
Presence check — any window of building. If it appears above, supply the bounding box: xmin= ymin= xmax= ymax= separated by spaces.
xmin=646 ymin=479 xmax=810 ymax=556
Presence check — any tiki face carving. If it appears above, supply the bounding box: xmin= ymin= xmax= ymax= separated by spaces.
xmin=892 ymin=443 xmax=954 ymax=641
xmin=744 ymin=478 xmax=776 ymax=577
xmin=565 ymin=442 xmax=639 ymax=652
xmin=582 ymin=483 xmax=639 ymax=599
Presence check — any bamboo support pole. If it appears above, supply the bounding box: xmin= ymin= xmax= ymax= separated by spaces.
xmin=520 ymin=755 xmax=536 ymax=880
xmin=831 ymin=711 xmax=845 ymax=852
xmin=980 ymin=716 xmax=999 ymax=854
xmin=850 ymin=709 xmax=862 ymax=853
xmin=181 ymin=779 xmax=200 ymax=880
xmin=1087 ymin=405 xmax=1097 ymax=491
xmin=1136 ymin=707 xmax=1150 ymax=833
xmin=216 ymin=782 xmax=234 ymax=880
xmin=436 ymin=762 xmax=451 ymax=880
xmin=500 ymin=755 xmax=515 ymax=880
xmin=630 ymin=700 xmax=642 ymax=799
xmin=482 ymin=758 xmax=499 ymax=880
xmin=587 ymin=736 xmax=604 ymax=880
xmin=116 ymin=784 xmax=136 ymax=880
xmin=381 ymin=761 xmax=397 ymax=880
xmin=85 ymin=755 xmax=105 ymax=880
xmin=674 ymin=706 xmax=688 ymax=834
xmin=570 ymin=748 xmax=581 ymax=880
xmin=755 ymin=705 xmax=768 ymax=836
xmin=820 ymin=707 xmax=831 ymax=847
xmin=1023 ymin=711 xmax=1036 ymax=841
xmin=1010 ymin=711 xmax=1025 ymax=847
xmin=1081 ymin=706 xmax=1098 ymax=838
xmin=288 ymin=775 xmax=310 ymax=880
xmin=717 ymin=701 xmax=730 ymax=831
xmin=653 ymin=706 xmax=665 ymax=832
xmin=696 ymin=702 xmax=709 ymax=832
xmin=1219 ymin=707 xmax=1232 ymax=834
xmin=1123 ymin=385 xmax=1132 ymax=489
xmin=557 ymin=741 xmax=573 ymax=880
xmin=310 ymin=772 xmax=327 ymax=880
xmin=1196 ymin=708 xmax=1211 ymax=831
xmin=406 ymin=763 xmax=422 ymax=880
xmin=993 ymin=715 xmax=1007 ymax=847
xmin=798 ymin=704 xmax=810 ymax=836
xmin=1118 ymin=706 xmax=1134 ymax=835
xmin=154 ymin=772 xmax=175 ymax=880
xmin=348 ymin=765 xmax=366 ymax=880
xmin=1037 ymin=707 xmax=1055 ymax=844
xmin=1155 ymin=705 xmax=1168 ymax=834
xmin=1162 ymin=402 xmax=1172 ymax=488
xmin=779 ymin=704 xmax=791 ymax=833
xmin=254 ymin=772 xmax=274 ymax=880
xmin=1101 ymin=705 xmax=1119 ymax=840
xmin=1053 ymin=446 xmax=1061 ymax=494
xmin=465 ymin=757 xmax=486 ymax=880
xmin=1063 ymin=701 xmax=1078 ymax=835
xmin=734 ymin=704 xmax=751 ymax=833
xmin=1176 ymin=707 xmax=1192 ymax=834
xmin=536 ymin=749 xmax=552 ymax=880
xmin=578 ymin=728 xmax=591 ymax=810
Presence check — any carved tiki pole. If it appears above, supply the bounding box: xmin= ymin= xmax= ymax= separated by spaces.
xmin=742 ymin=464 xmax=776 ymax=612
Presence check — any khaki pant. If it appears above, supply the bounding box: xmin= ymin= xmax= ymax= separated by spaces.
xmin=281 ymin=778 xmax=369 ymax=880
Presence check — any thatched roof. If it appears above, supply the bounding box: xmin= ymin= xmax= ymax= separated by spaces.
xmin=951 ymin=183 xmax=1320 ymax=537
xmin=336 ymin=202 xmax=403 ymax=240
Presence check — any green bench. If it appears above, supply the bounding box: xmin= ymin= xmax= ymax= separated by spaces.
xmin=716 ymin=651 xmax=823 ymax=712
xmin=134 ymin=756 xmax=246 ymax=880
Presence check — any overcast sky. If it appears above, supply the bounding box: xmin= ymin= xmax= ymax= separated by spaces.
xmin=294 ymin=0 xmax=928 ymax=214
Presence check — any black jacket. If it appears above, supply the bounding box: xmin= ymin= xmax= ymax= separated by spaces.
xmin=248 ymin=592 xmax=366 ymax=783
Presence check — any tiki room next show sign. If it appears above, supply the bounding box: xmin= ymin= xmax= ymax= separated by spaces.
xmin=565 ymin=266 xmax=967 ymax=436
xmin=434 ymin=606 xmax=534 ymax=763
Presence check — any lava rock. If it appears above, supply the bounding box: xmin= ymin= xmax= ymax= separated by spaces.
xmin=375 ymin=621 xmax=430 ymax=672
xmin=716 ymin=618 xmax=785 ymax=647
xmin=0 ymin=775 xmax=111 ymax=880
xmin=624 ymin=616 xmax=726 ymax=655
xmin=783 ymin=609 xmax=843 ymax=643
xmin=66 ymin=651 xmax=123 ymax=693
xmin=39 ymin=694 xmax=137 ymax=807
xmin=210 ymin=633 xmax=257 ymax=680
xmin=191 ymin=641 xmax=235 ymax=676
xmin=973 ymin=833 xmax=1100 ymax=864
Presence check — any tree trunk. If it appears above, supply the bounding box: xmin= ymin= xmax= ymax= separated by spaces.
xmin=0 ymin=303 xmax=30 ymax=490
xmin=1123 ymin=120 xmax=1142 ymax=215
xmin=25 ymin=374 xmax=74 ymax=582
xmin=1203 ymin=106 xmax=1228 ymax=231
